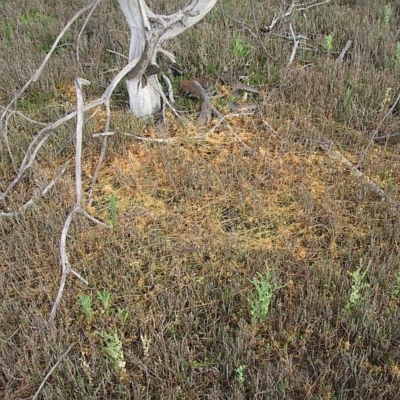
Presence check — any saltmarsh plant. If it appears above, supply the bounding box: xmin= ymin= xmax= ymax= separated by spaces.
xmin=140 ymin=333 xmax=151 ymax=359
xmin=345 ymin=259 xmax=372 ymax=314
xmin=0 ymin=19 xmax=13 ymax=46
xmin=249 ymin=268 xmax=282 ymax=323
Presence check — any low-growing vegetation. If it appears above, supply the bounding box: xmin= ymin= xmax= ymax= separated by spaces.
xmin=1 ymin=0 xmax=400 ymax=398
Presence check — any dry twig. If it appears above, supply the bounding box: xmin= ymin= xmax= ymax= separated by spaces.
xmin=336 ymin=39 xmax=352 ymax=63
xmin=319 ymin=137 xmax=399 ymax=213
xmin=76 ymin=0 xmax=103 ymax=65
xmin=287 ymin=23 xmax=300 ymax=66
xmin=88 ymin=100 xmax=111 ymax=205
xmin=50 ymin=79 xmax=109 ymax=321
xmin=1 ymin=0 xmax=221 ymax=323
xmin=192 ymin=80 xmax=222 ymax=125
xmin=32 ymin=343 xmax=75 ymax=400
xmin=0 ymin=51 xmax=143 ymax=205
xmin=0 ymin=0 xmax=100 ymax=122
xmin=0 ymin=162 xmax=69 ymax=217
xmin=357 ymin=90 xmax=400 ymax=169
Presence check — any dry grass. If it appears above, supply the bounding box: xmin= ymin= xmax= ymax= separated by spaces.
xmin=1 ymin=0 xmax=400 ymax=399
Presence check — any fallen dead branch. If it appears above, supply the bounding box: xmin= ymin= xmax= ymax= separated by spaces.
xmin=0 ymin=50 xmax=143 ymax=206
xmin=287 ymin=23 xmax=300 ymax=66
xmin=357 ymin=90 xmax=400 ymax=169
xmin=318 ymin=136 xmax=400 ymax=213
xmin=0 ymin=0 xmax=101 ymax=122
xmin=192 ymin=80 xmax=222 ymax=125
xmin=32 ymin=343 xmax=75 ymax=400
xmin=135 ymin=136 xmax=177 ymax=143
xmin=50 ymin=79 xmax=109 ymax=322
xmin=262 ymin=0 xmax=331 ymax=33
xmin=336 ymin=39 xmax=352 ymax=63
xmin=1 ymin=0 xmax=219 ymax=322
xmin=122 ymin=110 xmax=255 ymax=151
xmin=0 ymin=162 xmax=69 ymax=218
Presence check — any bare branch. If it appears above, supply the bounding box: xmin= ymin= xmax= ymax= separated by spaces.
xmin=263 ymin=0 xmax=331 ymax=32
xmin=2 ymin=0 xmax=218 ymax=323
xmin=192 ymin=80 xmax=222 ymax=125
xmin=248 ymin=0 xmax=275 ymax=59
xmin=134 ymin=111 xmax=255 ymax=147
xmin=49 ymin=74 xmax=116 ymax=321
xmin=190 ymin=112 xmax=255 ymax=153
xmin=154 ymin=0 xmax=218 ymax=42
xmin=92 ymin=131 xmax=116 ymax=137
xmin=69 ymin=267 xmax=90 ymax=283
xmin=297 ymin=0 xmax=332 ymax=12
xmin=0 ymin=53 xmax=142 ymax=205
xmin=75 ymin=78 xmax=90 ymax=208
xmin=0 ymin=0 xmax=101 ymax=120
xmin=0 ymin=162 xmax=69 ymax=218
xmin=50 ymin=206 xmax=79 ymax=321
xmin=32 ymin=343 xmax=75 ymax=400
xmin=319 ymin=137 xmax=400 ymax=212
xmin=153 ymin=76 xmax=180 ymax=118
xmin=1 ymin=99 xmax=49 ymax=172
xmin=0 ymin=106 xmax=47 ymax=127
xmin=135 ymin=136 xmax=177 ymax=143
xmin=76 ymin=0 xmax=103 ymax=64
xmin=0 ymin=98 xmax=103 ymax=204
xmin=139 ymin=0 xmax=152 ymax=32
xmin=357 ymin=90 xmax=400 ymax=169
xmin=287 ymin=23 xmax=300 ymax=66
xmin=156 ymin=47 xmax=176 ymax=63
xmin=336 ymin=40 xmax=352 ymax=63
xmin=162 ymin=73 xmax=175 ymax=104
xmin=89 ymin=100 xmax=111 ymax=205
xmin=82 ymin=209 xmax=109 ymax=228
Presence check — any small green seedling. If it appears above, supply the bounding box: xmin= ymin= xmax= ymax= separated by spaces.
xmin=109 ymin=194 xmax=118 ymax=229
xmin=249 ymin=269 xmax=281 ymax=323
xmin=345 ymin=260 xmax=371 ymax=314
xmin=18 ymin=11 xmax=40 ymax=26
xmin=234 ymin=33 xmax=250 ymax=61
xmin=395 ymin=43 xmax=400 ymax=70
xmin=98 ymin=331 xmax=126 ymax=371
xmin=236 ymin=365 xmax=246 ymax=386
xmin=97 ymin=290 xmax=112 ymax=312
xmin=383 ymin=4 xmax=393 ymax=28
xmin=118 ymin=308 xmax=131 ymax=326
xmin=323 ymin=33 xmax=334 ymax=53
xmin=390 ymin=265 xmax=400 ymax=303
xmin=78 ymin=293 xmax=93 ymax=319
xmin=343 ymin=84 xmax=354 ymax=114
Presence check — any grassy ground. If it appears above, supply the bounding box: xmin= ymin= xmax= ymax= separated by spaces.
xmin=1 ymin=0 xmax=400 ymax=398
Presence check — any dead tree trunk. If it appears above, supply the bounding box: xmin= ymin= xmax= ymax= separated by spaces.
xmin=117 ymin=0 xmax=217 ymax=118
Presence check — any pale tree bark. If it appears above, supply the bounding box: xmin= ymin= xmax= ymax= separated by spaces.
xmin=117 ymin=0 xmax=217 ymax=118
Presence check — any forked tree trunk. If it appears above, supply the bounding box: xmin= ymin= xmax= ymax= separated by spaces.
xmin=117 ymin=0 xmax=217 ymax=118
